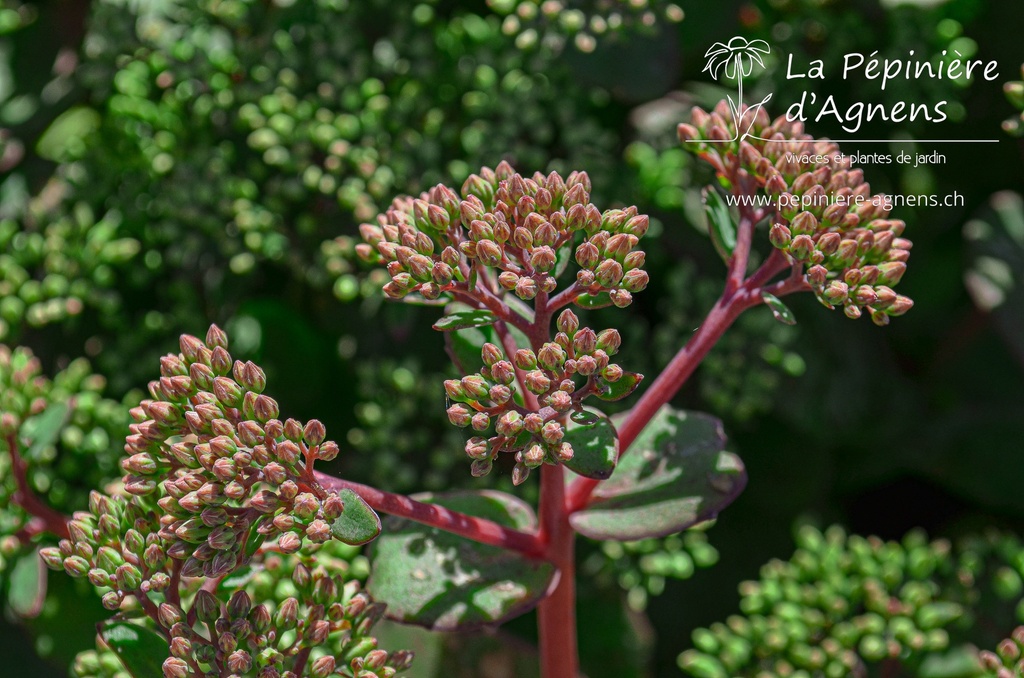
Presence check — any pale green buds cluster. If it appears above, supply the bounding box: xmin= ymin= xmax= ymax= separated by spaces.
xmin=38 ymin=490 xmax=166 ymax=611
xmin=487 ymin=0 xmax=685 ymax=53
xmin=678 ymin=526 xmax=966 ymax=678
xmin=0 ymin=213 xmax=140 ymax=341
xmin=356 ymin=162 xmax=650 ymax=310
xmin=71 ymin=533 xmax=411 ymax=677
xmin=589 ymin=530 xmax=719 ymax=613
xmin=679 ymin=102 xmax=914 ymax=327
xmin=445 ymin=309 xmax=630 ymax=484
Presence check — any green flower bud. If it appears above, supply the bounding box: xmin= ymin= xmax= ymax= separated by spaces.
xmin=481 ymin=343 xmax=503 ymax=367
xmin=610 ymin=288 xmax=633 ymax=308
xmin=477 ymin=239 xmax=503 ymax=267
xmin=537 ymin=343 xmax=565 ymax=371
xmin=447 ymin=404 xmax=472 ymax=428
xmin=490 ymin=360 xmax=516 ymax=386
xmin=465 ymin=437 xmax=489 ymax=460
xmin=575 ymin=241 xmax=601 ymax=270
xmin=515 ymin=277 xmax=538 ymax=300
xmin=530 ymin=246 xmax=557 ymax=272
xmin=595 ymin=259 xmax=624 ymax=288
xmin=461 ymin=375 xmax=490 ymax=400
xmin=621 ymin=269 xmax=649 ymax=293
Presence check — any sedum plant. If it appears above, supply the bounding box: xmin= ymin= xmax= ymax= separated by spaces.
xmin=3 ymin=100 xmax=927 ymax=676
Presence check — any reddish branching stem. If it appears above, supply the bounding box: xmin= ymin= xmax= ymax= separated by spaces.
xmin=4 ymin=431 xmax=70 ymax=540
xmin=566 ymin=246 xmax=804 ymax=513
xmin=313 ymin=472 xmax=546 ymax=559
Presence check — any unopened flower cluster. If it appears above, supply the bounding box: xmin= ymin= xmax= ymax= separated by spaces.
xmin=356 ymin=161 xmax=649 ymax=308
xmin=358 ymin=163 xmax=649 ymax=483
xmin=446 ymin=308 xmax=631 ymax=484
xmin=36 ymin=325 xmax=408 ymax=676
xmin=679 ymin=102 xmax=914 ymax=326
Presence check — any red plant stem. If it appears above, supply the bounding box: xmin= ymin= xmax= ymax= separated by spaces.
xmin=537 ymin=462 xmax=578 ymax=678
xmin=565 ymin=253 xmax=802 ymax=513
xmin=313 ymin=472 xmax=546 ymax=559
xmin=4 ymin=431 xmax=70 ymax=540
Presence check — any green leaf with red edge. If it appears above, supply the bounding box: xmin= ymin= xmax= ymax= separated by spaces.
xmin=703 ymin=187 xmax=737 ymax=264
xmin=569 ymin=405 xmax=746 ymax=541
xmin=574 ymin=291 xmax=613 ymax=309
xmin=100 ymin=621 xmax=169 ymax=678
xmin=367 ymin=490 xmax=555 ymax=631
xmin=432 ymin=309 xmax=498 ymax=332
xmin=330 ymin=488 xmax=382 ymax=545
xmin=563 ymin=410 xmax=618 ymax=480
xmin=594 ymin=372 xmax=643 ymax=401
xmin=761 ymin=292 xmax=797 ymax=325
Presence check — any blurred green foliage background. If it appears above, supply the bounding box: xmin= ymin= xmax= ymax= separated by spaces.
xmin=1 ymin=0 xmax=1023 ymax=675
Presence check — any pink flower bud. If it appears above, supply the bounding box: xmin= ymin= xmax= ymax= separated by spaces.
xmin=524 ymin=370 xmax=552 ymax=394
xmin=514 ymin=349 xmax=537 ymax=370
xmin=479 ymin=343 xmax=502 ymax=368
xmin=887 ymin=295 xmax=913 ymax=316
xmin=574 ymin=241 xmax=601 ymax=270
xmin=789 ymin=234 xmax=815 ymax=261
xmin=790 ymin=211 xmax=819 ymax=237
xmin=491 ymin=361 xmax=516 ymax=386
xmin=769 ymin=223 xmax=792 ymax=249
xmin=471 ymin=412 xmax=490 ymax=431
xmin=515 ymin=277 xmax=538 ymax=300
xmin=538 ymin=343 xmax=566 ymax=371
xmin=496 ymin=412 xmax=524 ymax=436
xmin=530 ymin=246 xmax=557 ymax=273
xmin=610 ymin=288 xmax=633 ymax=308
xmin=595 ymin=259 xmax=624 ymax=288
xmin=465 ymin=437 xmax=489 ymax=460
xmin=622 ymin=269 xmax=649 ymax=293
xmin=576 ymin=355 xmax=598 ymax=376
xmin=523 ymin=444 xmax=545 ymax=468
xmin=547 ymin=390 xmax=572 ymax=412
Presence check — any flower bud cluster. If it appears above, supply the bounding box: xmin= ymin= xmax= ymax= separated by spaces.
xmin=40 ymin=325 xmax=349 ymax=598
xmin=445 ymin=309 xmax=627 ymax=484
xmin=73 ymin=540 xmax=412 ymax=677
xmin=0 ymin=344 xmax=127 ymax=560
xmin=487 ymin=0 xmax=685 ymax=53
xmin=356 ymin=162 xmax=650 ymax=310
xmin=678 ymin=526 xmax=966 ymax=678
xmin=679 ymin=102 xmax=914 ymax=326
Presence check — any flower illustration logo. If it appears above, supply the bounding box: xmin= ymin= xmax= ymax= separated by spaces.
xmin=699 ymin=37 xmax=773 ymax=142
